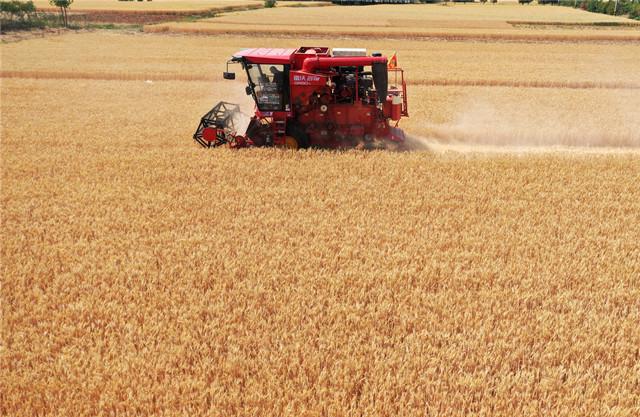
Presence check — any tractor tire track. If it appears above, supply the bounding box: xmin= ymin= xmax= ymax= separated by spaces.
xmin=143 ymin=24 xmax=640 ymax=44
xmin=410 ymin=78 xmax=640 ymax=90
xmin=0 ymin=70 xmax=212 ymax=82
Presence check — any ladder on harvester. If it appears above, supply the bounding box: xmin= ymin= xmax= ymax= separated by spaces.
xmin=273 ymin=116 xmax=287 ymax=147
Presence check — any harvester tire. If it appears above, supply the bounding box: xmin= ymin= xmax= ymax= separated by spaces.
xmin=286 ymin=124 xmax=309 ymax=149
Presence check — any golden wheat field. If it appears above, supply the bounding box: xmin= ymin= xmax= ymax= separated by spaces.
xmin=2 ymin=3 xmax=640 ymax=416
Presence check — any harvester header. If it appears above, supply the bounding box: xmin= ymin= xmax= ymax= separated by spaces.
xmin=194 ymin=46 xmax=408 ymax=149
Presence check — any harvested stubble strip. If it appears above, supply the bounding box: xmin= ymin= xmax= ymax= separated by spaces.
xmin=3 ymin=71 xmax=639 ymax=91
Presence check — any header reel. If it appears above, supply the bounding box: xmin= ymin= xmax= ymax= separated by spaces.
xmin=193 ymin=101 xmax=244 ymax=148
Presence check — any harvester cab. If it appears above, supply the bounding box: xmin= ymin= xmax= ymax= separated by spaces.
xmin=193 ymin=46 xmax=408 ymax=149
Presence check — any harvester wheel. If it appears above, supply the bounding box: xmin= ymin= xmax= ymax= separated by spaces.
xmin=286 ymin=124 xmax=309 ymax=149
xmin=283 ymin=136 xmax=299 ymax=149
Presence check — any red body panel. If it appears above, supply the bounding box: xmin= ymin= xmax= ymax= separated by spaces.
xmin=300 ymin=56 xmax=388 ymax=72
xmin=231 ymin=46 xmax=408 ymax=148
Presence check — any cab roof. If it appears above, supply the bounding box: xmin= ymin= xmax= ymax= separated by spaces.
xmin=233 ymin=48 xmax=297 ymax=64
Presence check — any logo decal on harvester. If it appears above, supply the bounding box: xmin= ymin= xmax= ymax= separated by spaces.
xmin=292 ymin=74 xmax=322 ymax=85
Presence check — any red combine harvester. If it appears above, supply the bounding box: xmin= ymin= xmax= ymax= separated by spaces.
xmin=194 ymin=46 xmax=408 ymax=149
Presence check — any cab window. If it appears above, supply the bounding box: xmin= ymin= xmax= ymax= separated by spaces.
xmin=246 ymin=64 xmax=289 ymax=111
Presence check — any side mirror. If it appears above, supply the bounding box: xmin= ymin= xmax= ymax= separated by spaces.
xmin=223 ymin=72 xmax=235 ymax=80
xmin=245 ymin=86 xmax=252 ymax=96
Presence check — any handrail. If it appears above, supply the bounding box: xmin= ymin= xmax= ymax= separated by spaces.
xmin=387 ymin=68 xmax=408 ymax=117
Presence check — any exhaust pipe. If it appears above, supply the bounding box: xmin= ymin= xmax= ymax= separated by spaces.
xmin=371 ymin=62 xmax=388 ymax=104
